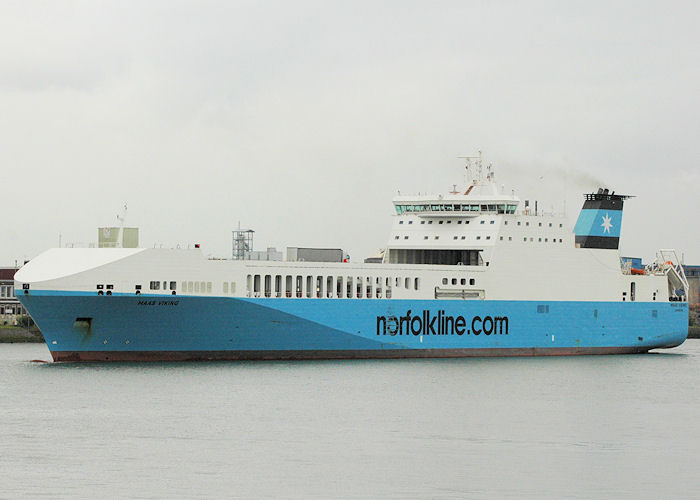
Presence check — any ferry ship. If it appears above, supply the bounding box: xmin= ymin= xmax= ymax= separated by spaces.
xmin=14 ymin=155 xmax=689 ymax=361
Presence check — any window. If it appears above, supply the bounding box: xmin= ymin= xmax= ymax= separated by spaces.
xmin=439 ymin=221 xmax=444 ymax=225
xmin=414 ymin=278 xmax=420 ymax=290
xmin=453 ymin=236 xmax=458 ymax=240
xmin=544 ymin=238 xmax=548 ymax=242
xmin=523 ymin=237 xmax=527 ymax=242
xmin=499 ymin=236 xmax=503 ymax=241
xmin=428 ymin=221 xmax=433 ymax=224
xmin=508 ymin=237 xmax=512 ymax=241
xmin=405 ymin=277 xmax=410 ymax=288
xmin=408 ymin=221 xmax=413 ymax=225
xmin=404 ymin=236 xmax=409 ymax=240
xmin=275 ymin=275 xmax=282 ymax=297
xmin=538 ymin=222 xmax=542 ymax=227
xmin=476 ymin=236 xmax=481 ymax=240
xmin=490 ymin=220 xmax=494 ymax=224
xmin=424 ymin=236 xmax=429 ymax=240
xmin=446 ymin=220 xmax=451 ymax=224
xmin=434 ymin=236 xmax=439 ymax=240
xmin=461 ymin=236 xmax=465 ymax=240
xmin=559 ymin=239 xmax=562 ymax=243
xmin=306 ymin=276 xmax=313 ymax=298
xmin=170 ymin=281 xmax=176 ymax=290
xmin=253 ymin=275 xmax=260 ymax=294
xmin=285 ymin=275 xmax=293 ymax=297
xmin=486 ymin=236 xmax=491 ymax=240
xmin=559 ymin=224 xmax=563 ymax=228
xmin=205 ymin=282 xmax=211 ymax=293
xmin=549 ymin=223 xmax=552 ymax=227
xmin=480 ymin=220 xmax=485 ymax=225
xmin=460 ymin=278 xmax=466 ymax=285
xmin=469 ymin=278 xmax=475 ymax=285
xmin=336 ymin=276 xmax=344 ymax=298
xmin=230 ymin=282 xmax=236 ymax=294
xmin=150 ymin=281 xmax=160 ymax=290
xmin=442 ymin=278 xmax=448 ymax=285
xmin=526 ymin=222 xmax=529 ymax=226
xmin=195 ymin=281 xmax=200 ymax=293
xmin=399 ymin=220 xmax=404 ymax=224
xmin=538 ymin=238 xmax=542 ymax=242
xmin=458 ymin=221 xmax=462 ymax=224
xmin=395 ymin=236 xmax=399 ymax=239
xmin=504 ymin=221 xmax=508 ymax=225
xmin=451 ymin=278 xmax=457 ymax=285
xmin=188 ymin=281 xmax=193 ymax=292
xmin=421 ymin=221 xmax=425 ymax=224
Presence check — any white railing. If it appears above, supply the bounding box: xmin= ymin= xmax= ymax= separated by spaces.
xmin=646 ymin=249 xmax=689 ymax=300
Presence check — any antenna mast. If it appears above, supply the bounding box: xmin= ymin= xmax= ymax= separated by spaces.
xmin=116 ymin=203 xmax=127 ymax=248
xmin=457 ymin=150 xmax=483 ymax=186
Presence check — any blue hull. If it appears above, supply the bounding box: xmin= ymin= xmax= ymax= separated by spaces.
xmin=17 ymin=291 xmax=688 ymax=361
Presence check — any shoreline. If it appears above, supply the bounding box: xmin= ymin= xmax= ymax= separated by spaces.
xmin=0 ymin=326 xmax=44 ymax=343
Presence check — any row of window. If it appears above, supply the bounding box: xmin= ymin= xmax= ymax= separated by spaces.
xmin=505 ymin=221 xmax=563 ymax=228
xmin=394 ymin=234 xmax=565 ymax=243
xmin=442 ymin=277 xmax=476 ymax=286
xmin=246 ymin=274 xmax=421 ymax=298
xmin=0 ymin=285 xmax=14 ymax=298
xmin=147 ymin=281 xmax=236 ymax=295
xmin=395 ymin=204 xmax=518 ymax=215
xmin=0 ymin=305 xmax=24 ymax=315
xmin=149 ymin=281 xmax=177 ymax=291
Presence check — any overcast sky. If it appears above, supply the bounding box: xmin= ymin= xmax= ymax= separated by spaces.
xmin=1 ymin=0 xmax=698 ymax=266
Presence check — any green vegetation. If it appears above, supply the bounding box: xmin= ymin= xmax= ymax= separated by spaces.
xmin=0 ymin=319 xmax=44 ymax=343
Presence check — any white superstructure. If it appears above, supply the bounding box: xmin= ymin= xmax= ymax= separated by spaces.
xmin=15 ymin=156 xmax=687 ymax=307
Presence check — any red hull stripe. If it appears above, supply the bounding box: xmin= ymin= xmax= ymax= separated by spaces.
xmin=51 ymin=346 xmax=651 ymax=362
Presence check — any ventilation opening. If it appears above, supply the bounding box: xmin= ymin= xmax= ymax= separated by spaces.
xmin=73 ymin=317 xmax=92 ymax=335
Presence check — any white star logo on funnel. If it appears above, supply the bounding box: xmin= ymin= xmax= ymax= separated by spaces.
xmin=601 ymin=213 xmax=613 ymax=234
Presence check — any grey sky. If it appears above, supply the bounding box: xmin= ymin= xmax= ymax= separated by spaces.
xmin=1 ymin=0 xmax=698 ymax=265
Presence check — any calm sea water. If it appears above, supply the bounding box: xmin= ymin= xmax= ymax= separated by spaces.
xmin=1 ymin=342 xmax=699 ymax=499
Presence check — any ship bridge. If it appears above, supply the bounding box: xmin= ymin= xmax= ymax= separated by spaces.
xmin=385 ymin=154 xmax=522 ymax=265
